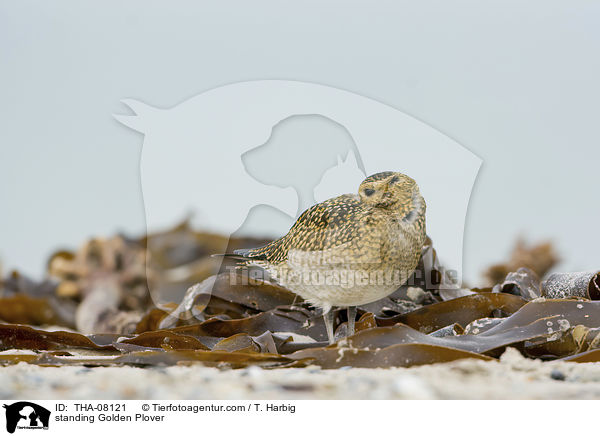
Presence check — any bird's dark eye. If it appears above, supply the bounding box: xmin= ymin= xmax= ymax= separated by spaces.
xmin=364 ymin=188 xmax=375 ymax=197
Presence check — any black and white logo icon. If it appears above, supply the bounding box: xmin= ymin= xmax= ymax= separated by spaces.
xmin=3 ymin=402 xmax=50 ymax=433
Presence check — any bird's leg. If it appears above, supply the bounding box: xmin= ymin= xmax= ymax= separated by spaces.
xmin=347 ymin=306 xmax=357 ymax=337
xmin=290 ymin=294 xmax=299 ymax=309
xmin=324 ymin=309 xmax=336 ymax=345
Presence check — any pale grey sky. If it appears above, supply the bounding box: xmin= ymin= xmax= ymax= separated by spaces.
xmin=1 ymin=0 xmax=599 ymax=284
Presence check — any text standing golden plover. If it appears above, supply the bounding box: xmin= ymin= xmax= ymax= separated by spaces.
xmin=229 ymin=171 xmax=426 ymax=344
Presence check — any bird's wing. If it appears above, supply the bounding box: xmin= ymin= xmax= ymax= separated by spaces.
xmin=243 ymin=194 xmax=384 ymax=267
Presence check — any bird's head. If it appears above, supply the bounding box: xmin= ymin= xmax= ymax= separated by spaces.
xmin=358 ymin=172 xmax=425 ymax=221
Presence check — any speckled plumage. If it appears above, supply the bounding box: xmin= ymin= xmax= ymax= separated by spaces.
xmin=233 ymin=171 xmax=427 ymax=343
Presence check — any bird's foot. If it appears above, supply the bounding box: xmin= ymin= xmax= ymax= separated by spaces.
xmin=324 ymin=309 xmax=336 ymax=345
xmin=347 ymin=306 xmax=357 ymax=337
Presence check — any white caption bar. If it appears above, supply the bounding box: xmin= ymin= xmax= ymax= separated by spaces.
xmin=0 ymin=400 xmax=589 ymax=436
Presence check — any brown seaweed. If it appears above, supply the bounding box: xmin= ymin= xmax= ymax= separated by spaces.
xmin=288 ymin=344 xmax=493 ymax=369
xmin=32 ymin=349 xmax=297 ymax=369
xmin=157 ymin=272 xmax=298 ymax=329
xmin=483 ymin=239 xmax=559 ymax=285
xmin=2 ymin=222 xmax=599 ymax=370
xmin=120 ymin=330 xmax=211 ymax=351
xmin=168 ymin=307 xmax=328 ymax=341
xmin=377 ymin=293 xmax=527 ymax=333
xmin=0 ymin=324 xmax=115 ymax=351
xmin=0 ymin=294 xmax=76 ymax=328
xmin=343 ymin=316 xmax=568 ymax=356
xmin=562 ymin=349 xmax=600 ymax=363
xmin=1 ymin=295 xmax=599 ymax=368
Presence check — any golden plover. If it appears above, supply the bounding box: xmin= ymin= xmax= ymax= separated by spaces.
xmin=229 ymin=171 xmax=426 ymax=344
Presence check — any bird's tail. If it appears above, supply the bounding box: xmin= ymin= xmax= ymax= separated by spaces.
xmin=211 ymin=248 xmax=266 ymax=262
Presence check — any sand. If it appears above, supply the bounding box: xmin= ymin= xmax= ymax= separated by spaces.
xmin=1 ymin=348 xmax=600 ymax=400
